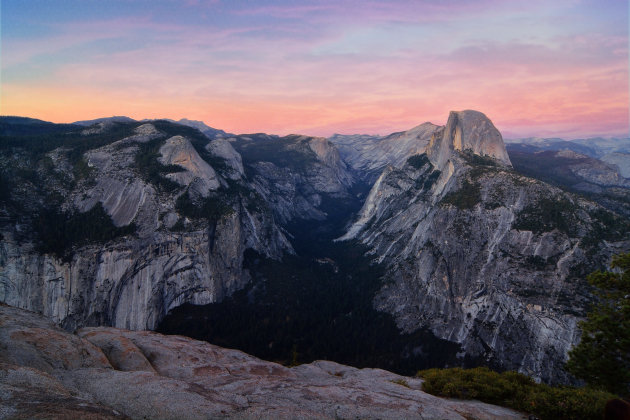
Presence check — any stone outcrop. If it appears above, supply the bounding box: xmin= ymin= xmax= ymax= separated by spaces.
xmin=551 ymin=150 xmax=630 ymax=188
xmin=0 ymin=118 xmax=360 ymax=333
xmin=205 ymin=138 xmax=245 ymax=179
xmin=158 ymin=135 xmax=221 ymax=196
xmin=0 ymin=303 xmax=528 ymax=420
xmin=427 ymin=110 xmax=511 ymax=169
xmin=230 ymin=133 xmax=357 ymax=224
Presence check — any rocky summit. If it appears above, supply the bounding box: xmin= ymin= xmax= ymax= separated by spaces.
xmin=339 ymin=111 xmax=629 ymax=384
xmin=0 ymin=303 xmax=527 ymax=420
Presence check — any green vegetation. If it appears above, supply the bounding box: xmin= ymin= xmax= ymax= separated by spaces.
xmin=417 ymin=169 xmax=441 ymax=191
xmin=461 ymin=150 xmax=500 ymax=167
xmin=73 ymin=157 xmax=93 ymax=180
xmin=513 ymin=197 xmax=576 ymax=235
xmin=390 ymin=378 xmax=410 ymax=388
xmin=566 ymin=253 xmax=630 ymax=396
xmin=175 ymin=192 xmax=233 ymax=221
xmin=441 ymin=180 xmax=481 ymax=209
xmin=158 ymin=244 xmax=462 ymax=374
xmin=34 ymin=202 xmax=136 ymax=261
xmin=524 ymin=255 xmax=550 ymax=270
xmin=134 ymin=137 xmax=183 ymax=193
xmin=581 ymin=209 xmax=630 ymax=251
xmin=0 ymin=121 xmax=136 ymax=164
xmin=0 ymin=120 xmax=140 ymax=189
xmin=406 ymin=153 xmax=430 ymax=169
xmin=0 ymin=172 xmax=11 ymax=203
xmin=418 ymin=367 xmax=615 ymax=420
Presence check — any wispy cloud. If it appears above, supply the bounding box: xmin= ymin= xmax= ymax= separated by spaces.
xmin=1 ymin=0 xmax=627 ymax=138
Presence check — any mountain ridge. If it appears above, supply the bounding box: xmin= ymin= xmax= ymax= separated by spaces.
xmin=1 ymin=111 xmax=629 ymax=386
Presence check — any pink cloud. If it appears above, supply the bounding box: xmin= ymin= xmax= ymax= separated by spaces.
xmin=2 ymin=1 xmax=627 ymax=139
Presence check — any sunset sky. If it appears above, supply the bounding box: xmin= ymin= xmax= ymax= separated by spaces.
xmin=1 ymin=0 xmax=628 ymax=138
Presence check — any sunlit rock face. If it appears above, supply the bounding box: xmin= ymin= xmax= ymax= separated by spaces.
xmin=329 ymin=122 xmax=439 ymax=181
xmin=427 ymin=110 xmax=511 ymax=169
xmin=158 ymin=135 xmax=221 ymax=195
xmin=341 ymin=111 xmax=628 ymax=384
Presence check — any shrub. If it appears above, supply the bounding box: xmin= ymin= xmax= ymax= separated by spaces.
xmin=175 ymin=192 xmax=233 ymax=221
xmin=422 ymin=170 xmax=441 ymax=190
xmin=512 ymin=197 xmax=576 ymax=235
xmin=566 ymin=253 xmax=630 ymax=396
xmin=407 ymin=153 xmax=430 ymax=169
xmin=417 ymin=367 xmax=615 ymax=420
xmin=390 ymin=378 xmax=410 ymax=388
xmin=34 ymin=202 xmax=136 ymax=261
xmin=135 ymin=138 xmax=183 ymax=193
xmin=441 ymin=180 xmax=481 ymax=209
xmin=461 ymin=150 xmax=499 ymax=167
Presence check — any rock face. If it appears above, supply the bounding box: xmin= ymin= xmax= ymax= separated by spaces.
xmin=340 ymin=112 xmax=629 ymax=384
xmin=553 ymin=150 xmax=630 ymax=188
xmin=158 ymin=135 xmax=221 ymax=195
xmin=0 ymin=118 xmax=361 ymax=332
xmin=2 ymin=112 xmax=628 ymax=389
xmin=601 ymin=152 xmax=630 ymax=178
xmin=329 ymin=122 xmax=439 ymax=180
xmin=230 ymin=133 xmax=357 ymax=224
xmin=205 ymin=138 xmax=245 ymax=179
xmin=427 ymin=110 xmax=511 ymax=168
xmin=507 ymin=147 xmax=630 ymax=216
xmin=0 ymin=120 xmax=294 ymax=331
xmin=0 ymin=303 xmax=528 ymax=420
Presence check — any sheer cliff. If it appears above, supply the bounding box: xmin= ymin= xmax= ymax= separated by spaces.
xmin=0 ymin=118 xmax=355 ymax=331
xmin=340 ymin=111 xmax=629 ymax=383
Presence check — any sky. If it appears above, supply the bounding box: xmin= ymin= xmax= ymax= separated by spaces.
xmin=1 ymin=0 xmax=628 ymax=139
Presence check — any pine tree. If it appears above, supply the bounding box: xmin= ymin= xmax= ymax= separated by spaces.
xmin=566 ymin=253 xmax=630 ymax=397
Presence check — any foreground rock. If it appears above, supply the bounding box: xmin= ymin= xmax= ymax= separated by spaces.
xmin=0 ymin=304 xmax=527 ymax=420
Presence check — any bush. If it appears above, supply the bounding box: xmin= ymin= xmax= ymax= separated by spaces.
xmin=566 ymin=253 xmax=630 ymax=396
xmin=417 ymin=367 xmax=614 ymax=420
xmin=407 ymin=153 xmax=430 ymax=169
xmin=34 ymin=202 xmax=136 ymax=261
xmin=441 ymin=180 xmax=481 ymax=209
xmin=513 ymin=197 xmax=576 ymax=235
xmin=175 ymin=192 xmax=233 ymax=221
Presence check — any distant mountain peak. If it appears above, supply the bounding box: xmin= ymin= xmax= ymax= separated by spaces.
xmin=168 ymin=118 xmax=229 ymax=139
xmin=73 ymin=116 xmax=136 ymax=126
xmin=428 ymin=110 xmax=512 ymax=168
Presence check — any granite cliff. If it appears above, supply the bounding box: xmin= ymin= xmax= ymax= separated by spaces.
xmin=0 ymin=118 xmax=354 ymax=331
xmin=329 ymin=122 xmax=438 ymax=182
xmin=339 ymin=111 xmax=629 ymax=383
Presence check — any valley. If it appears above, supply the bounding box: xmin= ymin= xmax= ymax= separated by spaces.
xmin=1 ymin=111 xmax=629 ymax=387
